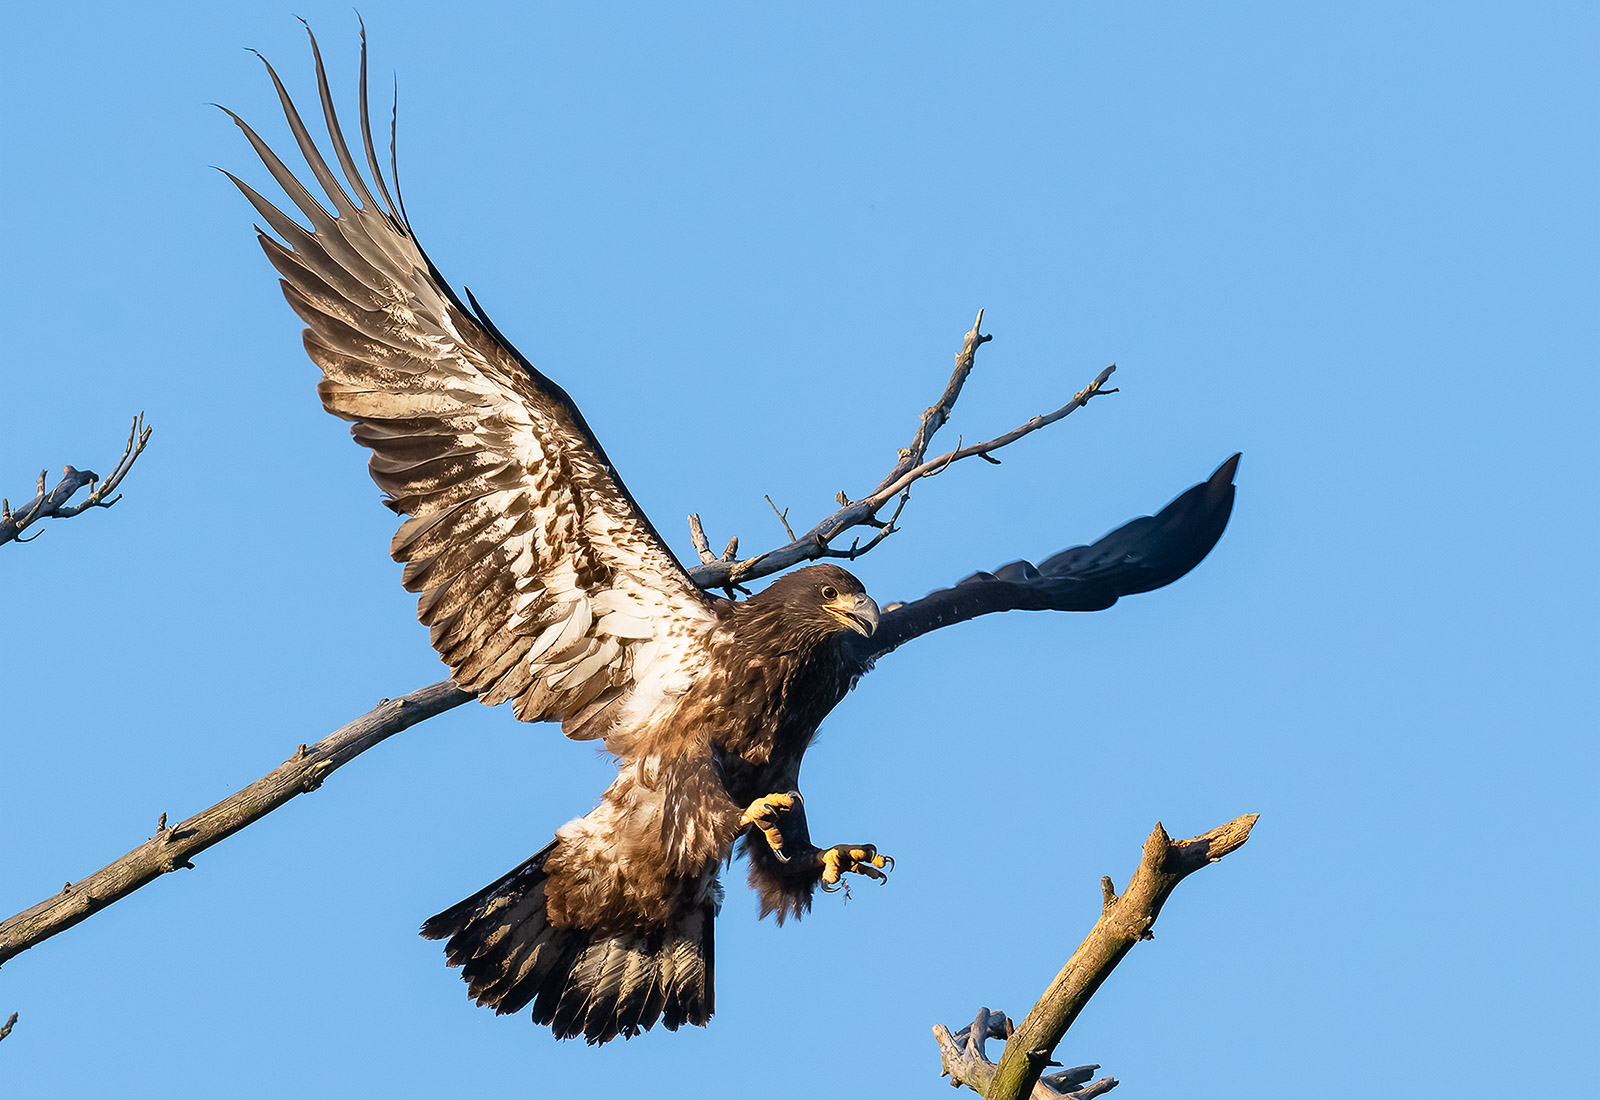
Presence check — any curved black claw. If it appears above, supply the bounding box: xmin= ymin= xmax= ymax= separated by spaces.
xmin=819 ymin=844 xmax=893 ymax=893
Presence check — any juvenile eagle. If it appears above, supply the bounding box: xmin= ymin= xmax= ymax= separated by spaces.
xmin=223 ymin=29 xmax=1239 ymax=1044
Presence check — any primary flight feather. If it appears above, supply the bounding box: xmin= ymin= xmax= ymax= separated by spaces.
xmin=224 ymin=26 xmax=1239 ymax=1044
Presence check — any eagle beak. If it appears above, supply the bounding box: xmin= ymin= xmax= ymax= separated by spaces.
xmin=828 ymin=592 xmax=880 ymax=637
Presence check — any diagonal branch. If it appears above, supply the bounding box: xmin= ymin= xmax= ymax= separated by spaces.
xmin=0 ymin=322 xmax=1123 ymax=976
xmin=873 ymin=307 xmax=992 ymax=495
xmin=934 ymin=1012 xmax=1116 ymax=1099
xmin=933 ymin=814 xmax=1259 ymax=1099
xmin=0 ymin=415 xmax=153 ymax=547
xmin=684 ymin=313 xmax=1117 ymax=590
xmin=0 ymin=680 xmax=470 ymax=967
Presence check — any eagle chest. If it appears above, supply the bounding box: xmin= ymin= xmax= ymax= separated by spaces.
xmin=697 ymin=641 xmax=857 ymax=795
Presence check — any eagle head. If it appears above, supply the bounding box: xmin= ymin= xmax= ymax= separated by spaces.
xmin=756 ymin=564 xmax=880 ymax=640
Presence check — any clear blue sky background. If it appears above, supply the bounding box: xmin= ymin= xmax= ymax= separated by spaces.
xmin=3 ymin=2 xmax=1595 ymax=1097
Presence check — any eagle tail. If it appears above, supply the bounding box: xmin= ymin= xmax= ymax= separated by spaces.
xmin=419 ymin=842 xmax=715 ymax=1043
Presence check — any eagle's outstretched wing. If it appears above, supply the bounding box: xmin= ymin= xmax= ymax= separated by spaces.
xmin=221 ymin=28 xmax=716 ymax=739
xmin=852 ymin=452 xmax=1239 ymax=662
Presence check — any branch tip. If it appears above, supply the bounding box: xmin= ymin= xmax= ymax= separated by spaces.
xmin=683 ymin=312 xmax=1114 ymax=590
xmin=687 ymin=513 xmax=717 ymax=564
xmin=1 ymin=415 xmax=153 ymax=547
xmin=938 ymin=814 xmax=1259 ymax=1099
xmin=763 ymin=495 xmax=797 ymax=541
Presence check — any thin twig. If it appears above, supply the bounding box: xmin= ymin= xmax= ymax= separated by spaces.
xmin=764 ymin=495 xmax=796 ymax=540
xmin=0 ymin=415 xmax=153 ymax=547
xmin=0 ymin=681 xmax=471 ymax=966
xmin=934 ymin=814 xmax=1259 ymax=1099
xmin=874 ymin=307 xmax=990 ymax=495
xmin=685 ymin=313 xmax=1117 ymax=590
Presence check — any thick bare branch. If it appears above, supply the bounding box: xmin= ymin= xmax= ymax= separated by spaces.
xmin=934 ymin=1009 xmax=1114 ymax=1100
xmin=0 ymin=680 xmax=470 ymax=966
xmin=934 ymin=1009 xmax=1015 ymax=1095
xmin=0 ymin=1013 xmax=15 ymax=1043
xmin=685 ymin=314 xmax=1116 ymax=590
xmin=0 ymin=415 xmax=153 ymax=547
xmin=934 ymin=814 xmax=1259 ymax=1099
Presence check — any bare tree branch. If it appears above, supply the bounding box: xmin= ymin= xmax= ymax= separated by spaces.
xmin=0 ymin=680 xmax=470 ymax=966
xmin=878 ymin=308 xmax=992 ymax=493
xmin=0 ymin=316 xmax=1122 ymax=974
xmin=934 ymin=1008 xmax=1116 ymax=1099
xmin=684 ymin=313 xmax=1117 ymax=590
xmin=933 ymin=814 xmax=1259 ymax=1099
xmin=687 ymin=513 xmax=717 ymax=564
xmin=0 ymin=1013 xmax=15 ymax=1043
xmin=0 ymin=415 xmax=153 ymax=547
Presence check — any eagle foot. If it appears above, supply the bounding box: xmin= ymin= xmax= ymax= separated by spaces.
xmin=818 ymin=844 xmax=893 ymax=896
xmin=739 ymin=791 xmax=802 ymax=862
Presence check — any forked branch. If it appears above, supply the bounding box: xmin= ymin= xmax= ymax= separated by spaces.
xmin=0 ymin=415 xmax=153 ymax=547
xmin=0 ymin=314 xmax=1121 ymax=971
xmin=935 ymin=1009 xmax=1115 ymax=1100
xmin=933 ymin=815 xmax=1259 ymax=1099
xmin=685 ymin=312 xmax=1117 ymax=589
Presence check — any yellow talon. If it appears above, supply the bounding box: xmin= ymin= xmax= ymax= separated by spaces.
xmin=738 ymin=792 xmax=794 ymax=828
xmin=818 ymin=844 xmax=893 ymax=893
xmin=741 ymin=793 xmax=803 ymax=861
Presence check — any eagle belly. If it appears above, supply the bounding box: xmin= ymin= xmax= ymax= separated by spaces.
xmin=545 ymin=754 xmax=732 ymax=930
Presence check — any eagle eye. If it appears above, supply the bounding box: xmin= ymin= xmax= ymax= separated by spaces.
xmin=820 ymin=585 xmax=838 ymax=601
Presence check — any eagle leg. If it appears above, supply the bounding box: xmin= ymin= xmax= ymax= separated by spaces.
xmin=740 ymin=791 xmax=894 ymax=921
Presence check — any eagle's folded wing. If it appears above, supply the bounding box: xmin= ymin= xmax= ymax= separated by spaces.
xmin=854 ymin=453 xmax=1239 ymax=661
xmin=222 ymin=29 xmax=715 ymax=740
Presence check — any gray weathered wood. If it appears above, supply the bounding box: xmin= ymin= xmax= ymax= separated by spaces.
xmin=684 ymin=313 xmax=1116 ymax=590
xmin=0 ymin=415 xmax=152 ymax=547
xmin=934 ymin=815 xmax=1259 ymax=1099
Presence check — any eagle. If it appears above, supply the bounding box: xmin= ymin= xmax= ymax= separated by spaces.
xmin=221 ymin=28 xmax=1239 ymax=1045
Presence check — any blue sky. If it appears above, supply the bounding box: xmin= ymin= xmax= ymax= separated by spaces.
xmin=3 ymin=2 xmax=1595 ymax=1096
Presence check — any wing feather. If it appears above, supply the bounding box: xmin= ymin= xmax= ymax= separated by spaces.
xmin=226 ymin=28 xmax=717 ymax=740
xmin=855 ymin=454 xmax=1240 ymax=661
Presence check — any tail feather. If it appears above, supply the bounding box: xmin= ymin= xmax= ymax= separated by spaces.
xmin=662 ymin=906 xmax=715 ymax=1031
xmin=622 ymin=940 xmax=673 ymax=1038
xmin=553 ymin=937 xmax=626 ymax=1041
xmin=420 ymin=842 xmax=715 ymax=1043
xmin=612 ymin=933 xmax=667 ymax=1038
